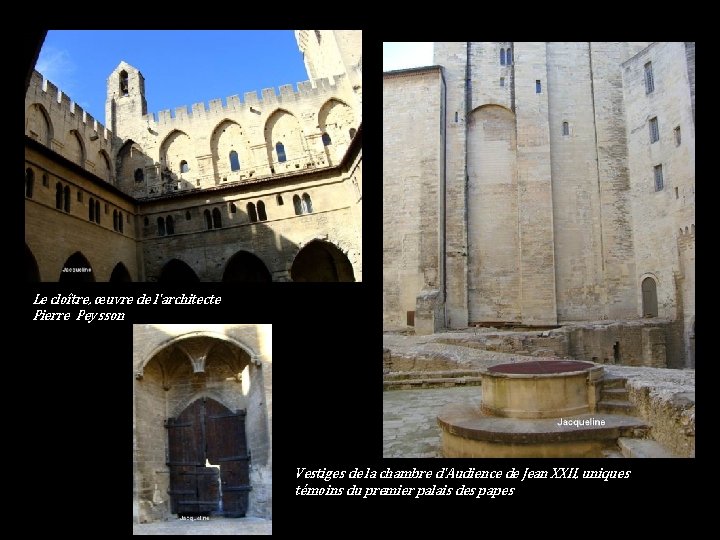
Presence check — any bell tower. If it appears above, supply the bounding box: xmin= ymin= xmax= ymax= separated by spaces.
xmin=105 ymin=61 xmax=147 ymax=140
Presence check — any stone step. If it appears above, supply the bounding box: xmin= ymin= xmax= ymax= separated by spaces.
xmin=384 ymin=377 xmax=483 ymax=390
xmin=601 ymin=448 xmax=625 ymax=458
xmin=601 ymin=377 xmax=627 ymax=390
xmin=598 ymin=400 xmax=635 ymax=415
xmin=384 ymin=370 xmax=485 ymax=381
xmin=618 ymin=438 xmax=678 ymax=458
xmin=601 ymin=388 xmax=629 ymax=401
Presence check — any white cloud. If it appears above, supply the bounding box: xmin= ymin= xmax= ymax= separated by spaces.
xmin=383 ymin=42 xmax=433 ymax=72
xmin=35 ymin=46 xmax=77 ymax=95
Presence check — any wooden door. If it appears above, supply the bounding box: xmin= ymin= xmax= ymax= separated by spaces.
xmin=166 ymin=398 xmax=250 ymax=517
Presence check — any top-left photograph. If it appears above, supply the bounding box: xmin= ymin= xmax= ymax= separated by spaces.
xmin=25 ymin=30 xmax=362 ymax=282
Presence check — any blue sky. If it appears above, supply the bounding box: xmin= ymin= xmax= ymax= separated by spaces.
xmin=35 ymin=30 xmax=308 ymax=125
xmin=383 ymin=42 xmax=433 ymax=71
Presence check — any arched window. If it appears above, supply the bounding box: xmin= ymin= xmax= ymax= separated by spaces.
xmin=212 ymin=207 xmax=222 ymax=228
xmin=247 ymin=202 xmax=258 ymax=223
xmin=56 ymin=183 xmax=63 ymax=209
xmin=180 ymin=160 xmax=189 ymax=173
xmin=134 ymin=168 xmax=144 ymax=182
xmin=185 ymin=210 xmax=191 ymax=221
xmin=302 ymin=193 xmax=313 ymax=214
xmin=95 ymin=200 xmax=100 ymax=224
xmin=322 ymin=132 xmax=332 ymax=146
xmin=500 ymin=48 xmax=506 ymax=65
xmin=157 ymin=217 xmax=166 ymax=236
xmin=204 ymin=209 xmax=212 ymax=230
xmin=166 ymin=215 xmax=174 ymax=235
xmin=293 ymin=194 xmax=302 ymax=215
xmin=349 ymin=127 xmax=357 ymax=139
xmin=276 ymin=142 xmax=287 ymax=163
xmin=63 ymin=185 xmax=71 ymax=212
xmin=113 ymin=210 xmax=118 ymax=231
xmin=257 ymin=200 xmax=267 ymax=221
xmin=25 ymin=168 xmax=34 ymax=198
xmin=89 ymin=197 xmax=95 ymax=221
xmin=562 ymin=121 xmax=569 ymax=136
xmin=118 ymin=211 xmax=124 ymax=233
xmin=641 ymin=277 xmax=658 ymax=318
xmin=229 ymin=202 xmax=237 ymax=214
xmin=229 ymin=150 xmax=240 ymax=172
xmin=276 ymin=194 xmax=284 ymax=206
xmin=119 ymin=70 xmax=129 ymax=96
xmin=507 ymin=47 xmax=512 ymax=65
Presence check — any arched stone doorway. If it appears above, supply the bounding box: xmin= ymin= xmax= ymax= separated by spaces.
xmin=290 ymin=240 xmax=355 ymax=282
xmin=133 ymin=331 xmax=270 ymax=523
xmin=26 ymin=244 xmax=39 ymax=282
xmin=642 ymin=277 xmax=658 ymax=317
xmin=159 ymin=259 xmax=200 ymax=283
xmin=222 ymin=251 xmax=272 ymax=282
xmin=59 ymin=251 xmax=95 ymax=282
xmin=110 ymin=262 xmax=132 ymax=282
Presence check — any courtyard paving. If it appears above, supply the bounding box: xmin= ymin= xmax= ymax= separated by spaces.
xmin=132 ymin=516 xmax=271 ymax=535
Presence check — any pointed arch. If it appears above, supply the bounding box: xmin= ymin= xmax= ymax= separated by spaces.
xmin=26 ymin=102 xmax=54 ymax=145
xmin=264 ymin=108 xmax=303 ymax=168
xmin=59 ymin=251 xmax=95 ymax=282
xmin=222 ymin=251 xmax=272 ymax=282
xmin=26 ymin=244 xmax=40 ymax=282
xmin=67 ymin=130 xmax=86 ymax=166
xmin=210 ymin=119 xmax=251 ymax=183
xmin=159 ymin=129 xmax=194 ymax=176
xmin=318 ymin=98 xmax=354 ymax=164
xmin=96 ymin=149 xmax=112 ymax=183
xmin=110 ymin=262 xmax=132 ymax=282
xmin=290 ymin=240 xmax=355 ymax=282
xmin=116 ymin=139 xmax=151 ymax=188
xmin=159 ymin=259 xmax=200 ymax=283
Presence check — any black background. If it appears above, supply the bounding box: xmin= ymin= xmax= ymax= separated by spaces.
xmin=20 ymin=26 xmax=701 ymax=534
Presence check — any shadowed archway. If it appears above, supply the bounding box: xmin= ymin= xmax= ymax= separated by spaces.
xmin=222 ymin=251 xmax=272 ymax=282
xmin=26 ymin=244 xmax=40 ymax=282
xmin=290 ymin=240 xmax=355 ymax=282
xmin=159 ymin=259 xmax=200 ymax=283
xmin=59 ymin=251 xmax=95 ymax=282
xmin=110 ymin=262 xmax=132 ymax=282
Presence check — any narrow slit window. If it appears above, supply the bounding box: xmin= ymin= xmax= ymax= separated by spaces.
xmin=644 ymin=62 xmax=655 ymax=94
xmin=506 ymin=47 xmax=512 ymax=65
xmin=535 ymin=80 xmax=542 ymax=93
xmin=56 ymin=183 xmax=62 ymax=209
xmin=674 ymin=126 xmax=681 ymax=146
xmin=113 ymin=210 xmax=118 ymax=231
xmin=95 ymin=200 xmax=100 ymax=224
xmin=276 ymin=142 xmax=287 ymax=163
xmin=562 ymin=121 xmax=569 ymax=136
xmin=500 ymin=48 xmax=506 ymax=66
xmin=25 ymin=168 xmax=34 ymax=198
xmin=654 ymin=164 xmax=664 ymax=191
xmin=500 ymin=77 xmax=505 ymax=87
xmin=204 ymin=209 xmax=212 ymax=230
xmin=63 ymin=185 xmax=71 ymax=212
xmin=118 ymin=212 xmax=124 ymax=233
xmin=89 ymin=197 xmax=95 ymax=221
xmin=229 ymin=150 xmax=240 ymax=171
xmin=649 ymin=117 xmax=659 ymax=143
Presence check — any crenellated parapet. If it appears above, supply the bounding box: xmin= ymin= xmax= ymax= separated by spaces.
xmin=25 ymin=70 xmax=118 ymax=184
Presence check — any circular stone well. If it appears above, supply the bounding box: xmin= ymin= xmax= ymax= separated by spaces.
xmin=481 ymin=360 xmax=602 ymax=419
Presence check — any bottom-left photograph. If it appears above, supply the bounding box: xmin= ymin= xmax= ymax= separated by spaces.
xmin=132 ymin=324 xmax=272 ymax=535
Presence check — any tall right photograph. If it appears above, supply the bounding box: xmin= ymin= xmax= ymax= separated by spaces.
xmin=383 ymin=42 xmax=695 ymax=458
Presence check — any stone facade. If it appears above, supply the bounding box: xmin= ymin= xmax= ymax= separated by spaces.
xmin=25 ymin=30 xmax=362 ymax=282
xmin=132 ymin=324 xmax=272 ymax=523
xmin=383 ymin=42 xmax=694 ymax=367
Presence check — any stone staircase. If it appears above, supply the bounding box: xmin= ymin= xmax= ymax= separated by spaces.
xmin=598 ymin=376 xmax=636 ymax=415
xmin=383 ymin=369 xmax=484 ymax=390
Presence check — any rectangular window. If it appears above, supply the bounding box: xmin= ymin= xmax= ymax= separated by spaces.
xmin=535 ymin=80 xmax=541 ymax=93
xmin=649 ymin=117 xmax=659 ymax=143
xmin=562 ymin=122 xmax=569 ymax=136
xmin=500 ymin=77 xmax=505 ymax=87
xmin=644 ymin=62 xmax=655 ymax=94
xmin=674 ymin=126 xmax=681 ymax=146
xmin=675 ymin=187 xmax=679 ymax=199
xmin=654 ymin=164 xmax=664 ymax=191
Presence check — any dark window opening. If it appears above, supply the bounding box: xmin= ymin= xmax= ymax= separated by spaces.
xmin=157 ymin=217 xmax=166 ymax=236
xmin=55 ymin=183 xmax=62 ymax=209
xmin=119 ymin=70 xmax=129 ymax=96
xmin=257 ymin=200 xmax=267 ymax=221
xmin=185 ymin=210 xmax=191 ymax=221
xmin=25 ymin=168 xmax=33 ymax=198
xmin=77 ymin=190 xmax=83 ymax=202
xmin=654 ymin=164 xmax=664 ymax=191
xmin=674 ymin=126 xmax=681 ymax=146
xmin=613 ymin=342 xmax=620 ymax=363
xmin=180 ymin=160 xmax=189 ymax=173
xmin=229 ymin=150 xmax=240 ymax=171
xmin=95 ymin=200 xmax=100 ymax=224
xmin=322 ymin=132 xmax=331 ymax=146
xmin=212 ymin=207 xmax=222 ymax=228
xmin=675 ymin=187 xmax=679 ymax=199
xmin=535 ymin=80 xmax=542 ymax=93
xmin=500 ymin=77 xmax=505 ymax=87
xmin=506 ymin=47 xmax=512 ymax=65
xmin=166 ymin=215 xmax=174 ymax=235
xmin=315 ymin=30 xmax=321 ymax=44
xmin=247 ymin=202 xmax=258 ymax=223
xmin=276 ymin=142 xmax=286 ymax=163
xmin=113 ymin=210 xmax=118 ymax=231
xmin=144 ymin=217 xmax=149 ymax=226
xmin=89 ymin=197 xmax=95 ymax=221
xmin=42 ymin=174 xmax=48 ymax=187
xmin=649 ymin=117 xmax=659 ymax=143
xmin=293 ymin=194 xmax=302 ymax=215
xmin=644 ymin=62 xmax=655 ymax=94
xmin=302 ymin=193 xmax=313 ymax=214
xmin=229 ymin=202 xmax=237 ymax=214
xmin=204 ymin=209 xmax=212 ymax=230
xmin=276 ymin=194 xmax=284 ymax=206
xmin=134 ymin=168 xmax=144 ymax=182
xmin=63 ymin=185 xmax=70 ymax=212
xmin=500 ymin=48 xmax=506 ymax=66
xmin=118 ymin=211 xmax=124 ymax=233
xmin=349 ymin=128 xmax=357 ymax=139
xmin=562 ymin=121 xmax=569 ymax=136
